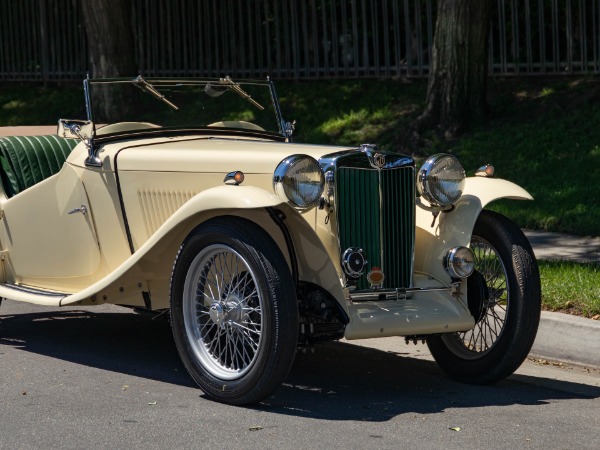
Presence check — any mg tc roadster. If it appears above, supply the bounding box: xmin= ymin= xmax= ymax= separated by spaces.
xmin=0 ymin=77 xmax=540 ymax=405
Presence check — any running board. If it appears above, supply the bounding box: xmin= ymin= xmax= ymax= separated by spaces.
xmin=0 ymin=283 xmax=68 ymax=306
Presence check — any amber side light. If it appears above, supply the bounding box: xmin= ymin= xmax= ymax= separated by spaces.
xmin=234 ymin=171 xmax=245 ymax=184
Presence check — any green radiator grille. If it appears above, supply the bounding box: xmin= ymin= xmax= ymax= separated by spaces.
xmin=337 ymin=166 xmax=415 ymax=290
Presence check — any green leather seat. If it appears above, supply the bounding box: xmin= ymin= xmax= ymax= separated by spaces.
xmin=0 ymin=135 xmax=78 ymax=197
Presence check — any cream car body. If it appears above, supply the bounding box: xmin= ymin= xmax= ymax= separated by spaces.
xmin=0 ymin=137 xmax=529 ymax=328
xmin=0 ymin=77 xmax=540 ymax=405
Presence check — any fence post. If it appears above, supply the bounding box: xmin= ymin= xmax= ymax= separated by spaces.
xmin=38 ymin=0 xmax=49 ymax=84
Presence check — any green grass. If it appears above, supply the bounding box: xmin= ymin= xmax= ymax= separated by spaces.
xmin=280 ymin=77 xmax=600 ymax=236
xmin=277 ymin=79 xmax=423 ymax=151
xmin=539 ymin=260 xmax=600 ymax=318
xmin=446 ymin=78 xmax=600 ymax=237
xmin=0 ymin=82 xmax=84 ymax=126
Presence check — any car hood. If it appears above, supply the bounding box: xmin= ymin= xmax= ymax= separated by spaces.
xmin=110 ymin=137 xmax=354 ymax=174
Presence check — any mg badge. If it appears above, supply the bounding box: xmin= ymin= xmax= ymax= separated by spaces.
xmin=373 ymin=153 xmax=386 ymax=168
xmin=367 ymin=267 xmax=385 ymax=289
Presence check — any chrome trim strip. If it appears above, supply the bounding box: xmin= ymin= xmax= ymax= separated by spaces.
xmin=410 ymin=166 xmax=416 ymax=288
xmin=378 ymin=168 xmax=384 ymax=274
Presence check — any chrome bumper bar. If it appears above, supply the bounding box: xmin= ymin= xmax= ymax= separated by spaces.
xmin=348 ymin=283 xmax=461 ymax=302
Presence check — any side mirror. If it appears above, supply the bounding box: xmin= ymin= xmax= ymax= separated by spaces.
xmin=57 ymin=119 xmax=101 ymax=167
xmin=57 ymin=119 xmax=94 ymax=140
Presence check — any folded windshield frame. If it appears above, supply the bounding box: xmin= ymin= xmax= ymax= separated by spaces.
xmin=82 ymin=75 xmax=291 ymax=141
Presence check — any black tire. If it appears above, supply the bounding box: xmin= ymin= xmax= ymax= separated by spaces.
xmin=170 ymin=216 xmax=298 ymax=405
xmin=427 ymin=210 xmax=541 ymax=384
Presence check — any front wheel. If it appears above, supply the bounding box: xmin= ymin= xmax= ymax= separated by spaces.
xmin=427 ymin=210 xmax=541 ymax=384
xmin=170 ymin=217 xmax=298 ymax=405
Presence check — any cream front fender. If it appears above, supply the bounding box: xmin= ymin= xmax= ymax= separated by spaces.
xmin=61 ymin=185 xmax=344 ymax=314
xmin=414 ymin=177 xmax=533 ymax=283
xmin=161 ymin=186 xmax=345 ymax=312
xmin=58 ymin=186 xmax=287 ymax=307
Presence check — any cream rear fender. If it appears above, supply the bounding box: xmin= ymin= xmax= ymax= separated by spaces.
xmin=414 ymin=177 xmax=533 ymax=284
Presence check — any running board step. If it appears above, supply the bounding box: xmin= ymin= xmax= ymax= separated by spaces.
xmin=0 ymin=283 xmax=69 ymax=306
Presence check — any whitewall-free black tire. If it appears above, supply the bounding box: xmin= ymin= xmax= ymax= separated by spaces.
xmin=170 ymin=217 xmax=298 ymax=405
xmin=427 ymin=210 xmax=541 ymax=384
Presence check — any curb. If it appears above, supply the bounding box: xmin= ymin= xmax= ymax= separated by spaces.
xmin=531 ymin=311 xmax=600 ymax=368
xmin=524 ymin=231 xmax=600 ymax=369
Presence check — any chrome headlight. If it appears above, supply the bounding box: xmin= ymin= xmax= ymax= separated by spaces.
xmin=444 ymin=246 xmax=475 ymax=279
xmin=417 ymin=154 xmax=466 ymax=206
xmin=273 ymin=155 xmax=324 ymax=209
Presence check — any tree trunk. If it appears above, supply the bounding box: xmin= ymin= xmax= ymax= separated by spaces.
xmin=79 ymin=0 xmax=137 ymax=120
xmin=418 ymin=0 xmax=493 ymax=138
xmin=80 ymin=0 xmax=137 ymax=77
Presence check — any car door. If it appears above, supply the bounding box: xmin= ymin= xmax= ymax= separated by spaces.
xmin=0 ymin=163 xmax=102 ymax=288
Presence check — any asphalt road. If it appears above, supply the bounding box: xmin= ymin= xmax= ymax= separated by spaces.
xmin=1 ymin=300 xmax=598 ymax=449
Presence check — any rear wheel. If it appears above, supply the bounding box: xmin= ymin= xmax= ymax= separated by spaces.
xmin=427 ymin=210 xmax=541 ymax=383
xmin=170 ymin=217 xmax=298 ymax=405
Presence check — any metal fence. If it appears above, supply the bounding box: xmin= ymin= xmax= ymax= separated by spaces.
xmin=1 ymin=0 xmax=599 ymax=81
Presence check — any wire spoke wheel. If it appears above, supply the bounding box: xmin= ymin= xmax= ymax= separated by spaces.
xmin=170 ymin=217 xmax=298 ymax=405
xmin=184 ymin=245 xmax=263 ymax=379
xmin=452 ymin=236 xmax=509 ymax=357
xmin=426 ymin=210 xmax=541 ymax=384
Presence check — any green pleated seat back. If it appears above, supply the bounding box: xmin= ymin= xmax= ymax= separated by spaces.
xmin=0 ymin=135 xmax=79 ymax=197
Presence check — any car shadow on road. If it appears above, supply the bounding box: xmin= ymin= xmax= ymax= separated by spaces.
xmin=256 ymin=340 xmax=600 ymax=421
xmin=0 ymin=307 xmax=195 ymax=388
xmin=1 ymin=306 xmax=598 ymax=422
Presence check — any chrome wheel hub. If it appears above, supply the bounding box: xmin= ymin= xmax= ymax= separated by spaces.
xmin=209 ymin=302 xmax=225 ymax=327
xmin=209 ymin=294 xmax=244 ymax=329
xmin=224 ymin=295 xmax=243 ymax=323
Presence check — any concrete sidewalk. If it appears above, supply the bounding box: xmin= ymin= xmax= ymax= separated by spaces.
xmin=525 ymin=230 xmax=600 ymax=262
xmin=0 ymin=125 xmax=56 ymax=137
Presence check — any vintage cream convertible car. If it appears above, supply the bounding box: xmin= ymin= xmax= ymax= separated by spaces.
xmin=0 ymin=77 xmax=540 ymax=405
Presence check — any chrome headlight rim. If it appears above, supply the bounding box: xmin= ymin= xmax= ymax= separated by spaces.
xmin=417 ymin=153 xmax=466 ymax=207
xmin=444 ymin=246 xmax=475 ymax=279
xmin=273 ymin=154 xmax=324 ymax=210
